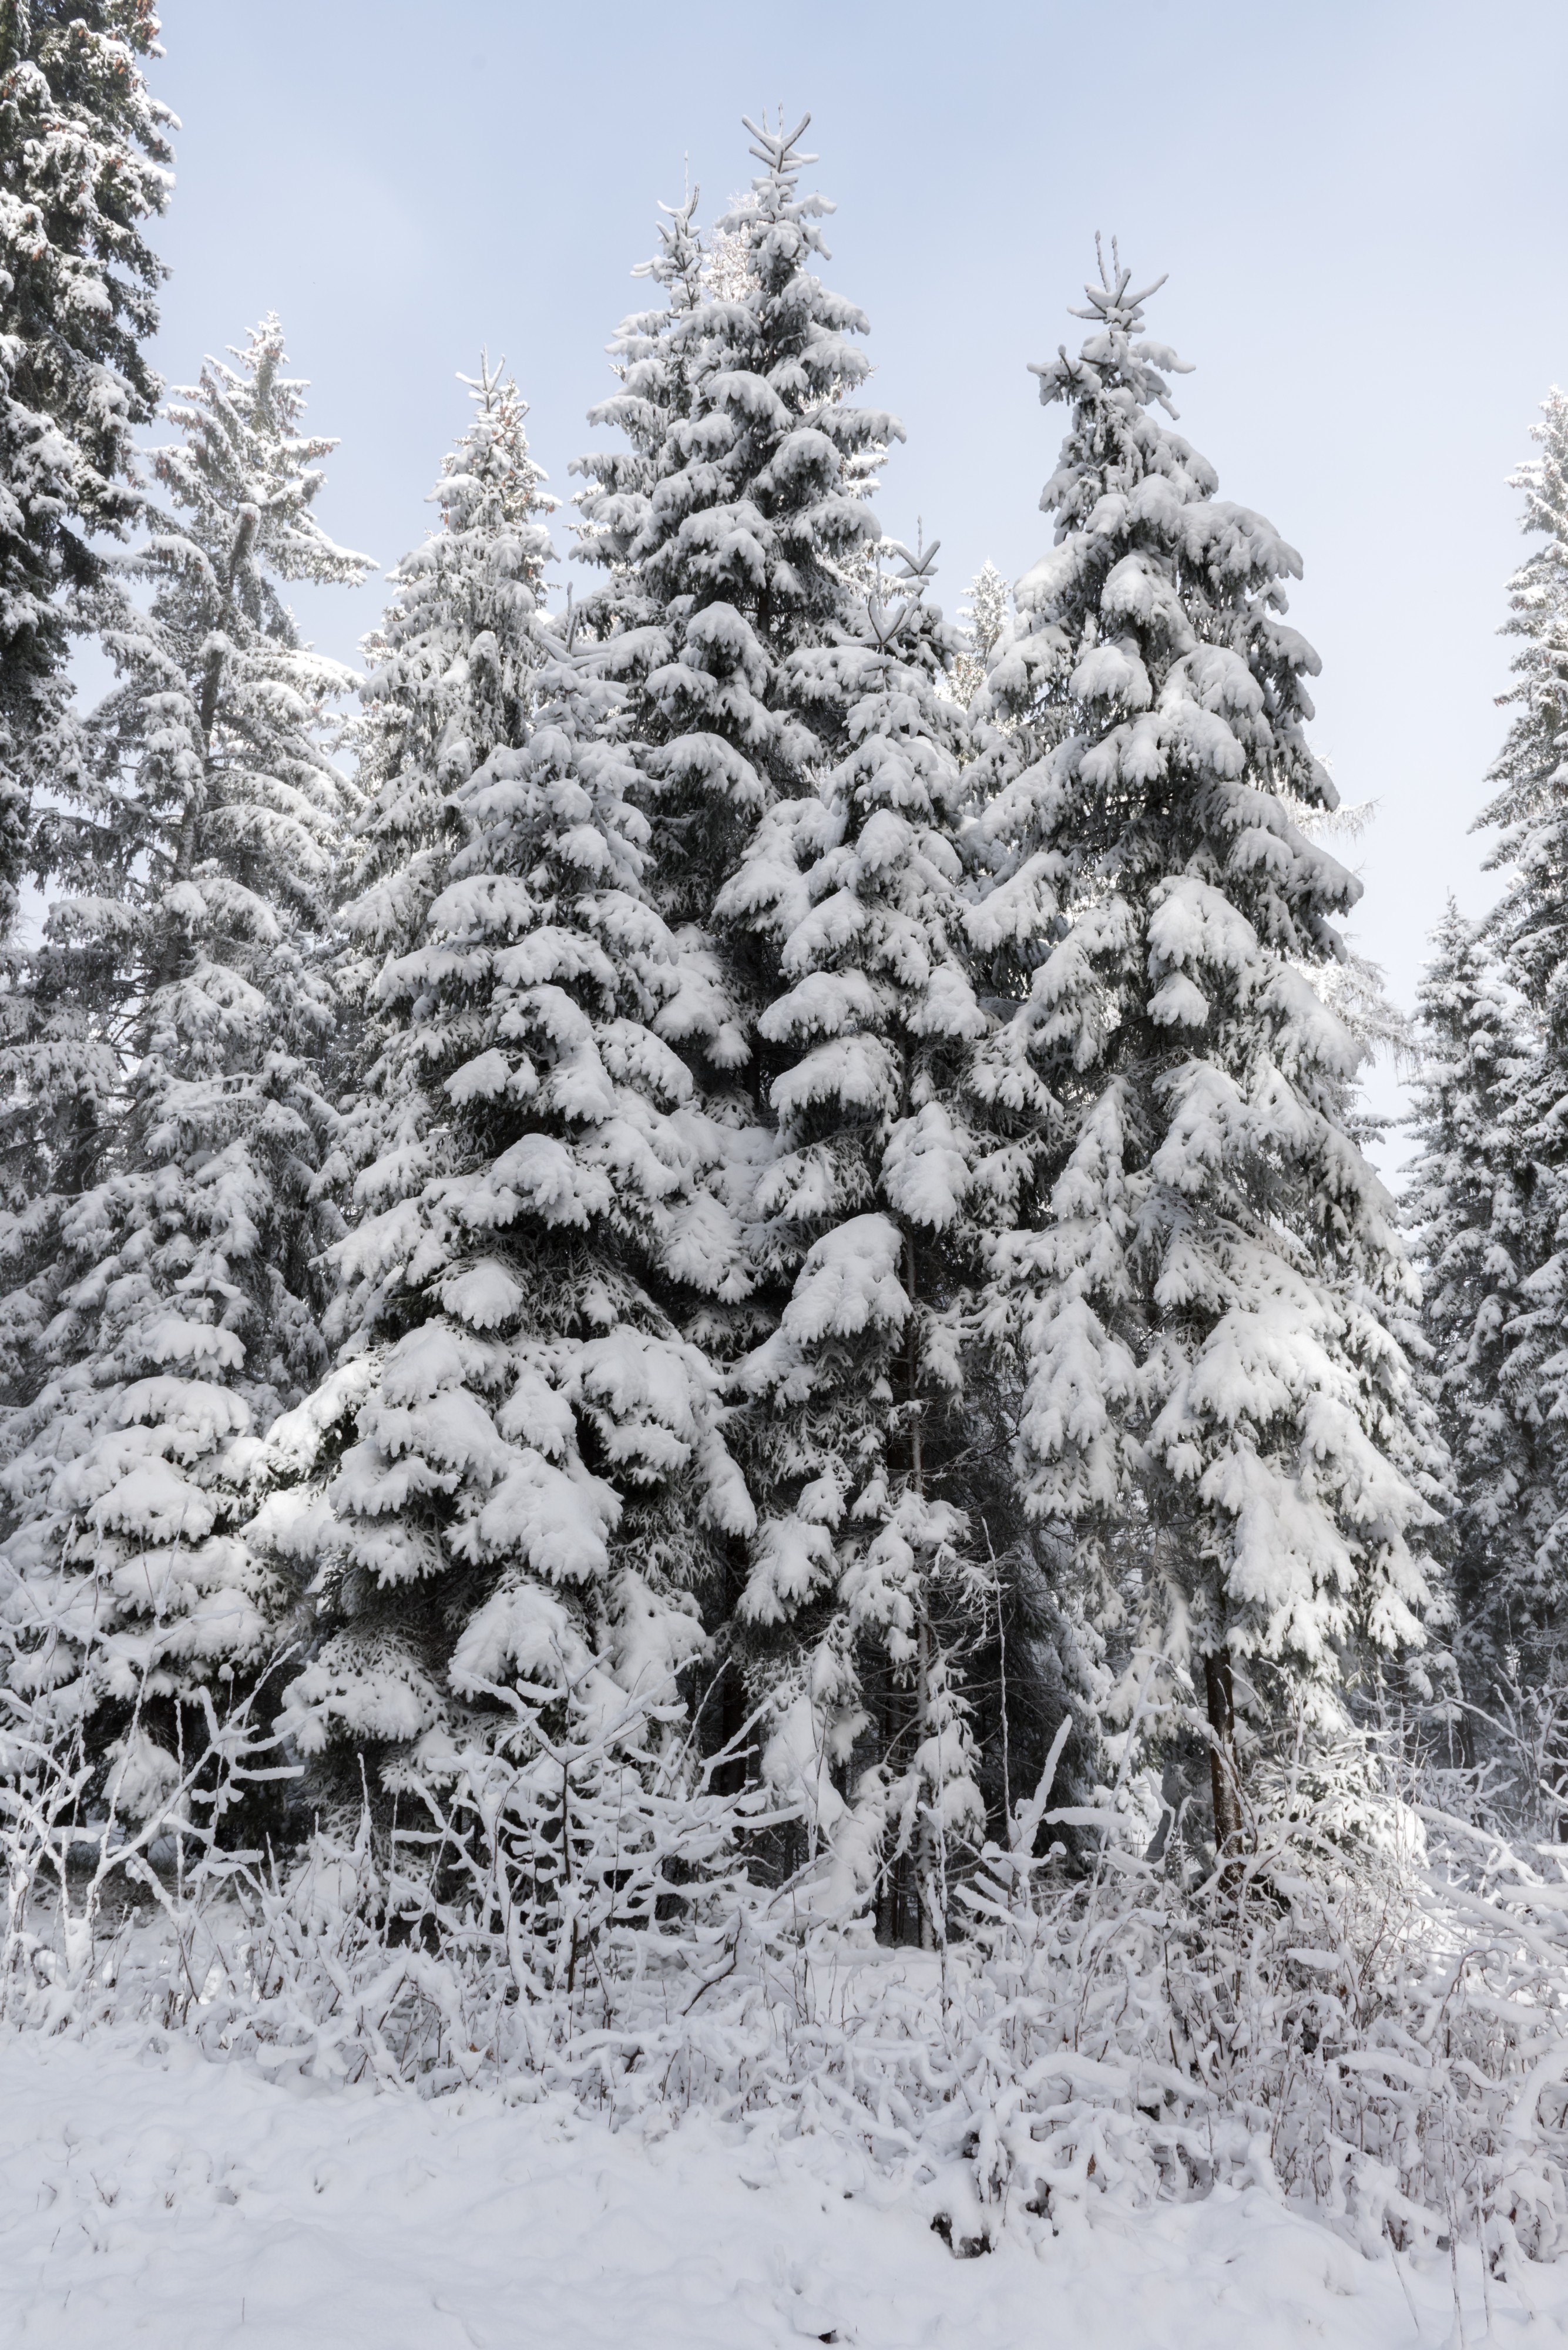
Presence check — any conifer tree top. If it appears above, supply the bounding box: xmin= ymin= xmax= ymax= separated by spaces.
xmin=1476 ymin=387 xmax=1568 ymax=1013
xmin=153 ymin=315 xmax=375 ymax=605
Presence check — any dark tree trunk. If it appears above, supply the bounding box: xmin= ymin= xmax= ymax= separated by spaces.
xmin=877 ymin=1662 xmax=913 ymax=1945
xmin=1203 ymin=1646 xmax=1242 ymax=1858
xmin=711 ymin=1542 xmax=751 ymax=1798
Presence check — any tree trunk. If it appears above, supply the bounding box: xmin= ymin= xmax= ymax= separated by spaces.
xmin=876 ymin=1661 xmax=906 ymax=1946
xmin=904 ymin=1224 xmax=942 ymax=1950
xmin=1203 ymin=1646 xmax=1242 ymax=1858
xmin=915 ymin=1605 xmax=938 ymax=1950
xmin=711 ymin=1542 xmax=751 ymax=1798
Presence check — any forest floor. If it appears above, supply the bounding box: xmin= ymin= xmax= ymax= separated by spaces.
xmin=0 ymin=2023 xmax=1559 ymax=2348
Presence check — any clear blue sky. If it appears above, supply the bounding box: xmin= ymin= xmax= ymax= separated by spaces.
xmin=147 ymin=0 xmax=1568 ymax=1143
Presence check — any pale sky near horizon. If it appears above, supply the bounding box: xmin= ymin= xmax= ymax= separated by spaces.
xmin=142 ymin=0 xmax=1568 ymax=1160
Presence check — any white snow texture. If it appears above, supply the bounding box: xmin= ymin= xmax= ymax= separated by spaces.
xmin=0 ymin=2024 xmax=1549 ymax=2350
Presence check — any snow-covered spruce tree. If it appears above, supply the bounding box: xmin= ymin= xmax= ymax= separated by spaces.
xmin=709 ymin=546 xmax=1008 ymax=1936
xmin=0 ymin=316 xmax=371 ymax=1816
xmin=334 ymin=358 xmax=556 ymax=1201
xmin=970 ymin=246 xmax=1438 ymax=1850
xmin=578 ymin=131 xmax=1089 ymax=1905
xmin=1405 ymin=902 xmax=1548 ymax=1725
xmin=0 ymin=0 xmax=170 ymax=928
xmin=572 ymin=120 xmax=924 ymax=1834
xmin=344 ymin=358 xmax=555 ymax=977
xmin=1470 ymin=388 xmax=1568 ymax=1619
xmin=569 ymin=185 xmax=707 ymax=649
xmin=949 ymin=560 xmax=1008 ymax=710
xmin=574 ymin=116 xmax=891 ymax=1037
xmin=258 ymin=606 xmax=756 ymax=1818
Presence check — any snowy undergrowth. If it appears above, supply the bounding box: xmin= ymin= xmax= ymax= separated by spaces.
xmin=9 ymin=1762 xmax=1568 ymax=2308
xmin=1 ymin=2017 xmax=1562 ymax=2349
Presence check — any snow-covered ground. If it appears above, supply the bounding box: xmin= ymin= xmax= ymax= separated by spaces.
xmin=0 ymin=2029 xmax=1560 ymax=2348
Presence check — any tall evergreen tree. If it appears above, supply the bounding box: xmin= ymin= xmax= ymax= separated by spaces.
xmin=570 ymin=185 xmax=706 ymax=636
xmin=1479 ymin=388 xmax=1568 ymax=1020
xmin=335 ymin=359 xmax=557 ymax=1201
xmin=0 ymin=0 xmax=171 ymax=924
xmin=970 ymin=246 xmax=1438 ymax=1846
xmin=1405 ymin=902 xmax=1546 ymax=1702
xmin=0 ymin=317 xmax=370 ymax=1808
xmin=267 ymin=640 xmax=756 ymax=1806
xmin=345 ymin=359 xmax=555 ymax=976
xmin=260 ymin=413 xmax=751 ymax=1808
xmin=1470 ymin=387 xmax=1568 ymax=1607
xmin=571 ymin=119 xmax=914 ymax=1839
xmin=576 ymin=129 xmax=1090 ymax=1909
xmin=575 ymin=115 xmax=892 ymax=1046
xmin=713 ymin=548 xmax=1003 ymax=1929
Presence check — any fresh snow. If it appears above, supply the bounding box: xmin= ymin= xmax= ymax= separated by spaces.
xmin=1 ymin=2027 xmax=1554 ymax=2349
